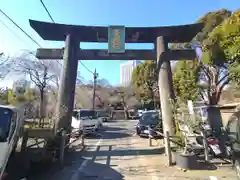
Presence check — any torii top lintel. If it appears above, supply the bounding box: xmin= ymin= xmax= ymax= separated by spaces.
xmin=29 ymin=20 xmax=203 ymax=43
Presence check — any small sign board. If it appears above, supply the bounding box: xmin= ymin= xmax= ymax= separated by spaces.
xmin=108 ymin=26 xmax=125 ymax=53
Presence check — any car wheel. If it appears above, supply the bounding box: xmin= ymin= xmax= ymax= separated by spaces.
xmin=95 ymin=125 xmax=99 ymax=131
xmin=136 ymin=128 xmax=140 ymax=135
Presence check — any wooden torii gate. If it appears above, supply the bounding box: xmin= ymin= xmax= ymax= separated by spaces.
xmin=29 ymin=19 xmax=203 ymax=164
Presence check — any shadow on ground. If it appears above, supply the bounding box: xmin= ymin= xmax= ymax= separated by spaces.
xmin=83 ymin=146 xmax=165 ymax=157
xmin=84 ymin=131 xmax=131 ymax=139
xmin=5 ymin=152 xmax=31 ymax=180
xmin=26 ymin=148 xmax=125 ymax=180
xmin=73 ymin=160 xmax=124 ymax=180
xmin=102 ymin=126 xmax=128 ymax=131
xmin=26 ymin=147 xmax=86 ymax=180
xmin=101 ymin=131 xmax=132 ymax=139
xmin=190 ymin=160 xmax=218 ymax=170
xmin=5 ymin=150 xmax=62 ymax=180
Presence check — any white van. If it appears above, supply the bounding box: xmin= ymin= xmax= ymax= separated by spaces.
xmin=71 ymin=109 xmax=101 ymax=134
xmin=0 ymin=105 xmax=25 ymax=179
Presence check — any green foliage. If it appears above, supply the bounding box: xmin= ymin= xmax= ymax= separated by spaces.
xmin=172 ymin=9 xmax=240 ymax=105
xmin=173 ymin=61 xmax=199 ymax=103
xmin=7 ymin=88 xmax=37 ymax=105
xmin=195 ymin=9 xmax=232 ymax=42
xmin=0 ymin=88 xmax=9 ymax=104
xmin=171 ymin=9 xmax=231 ymax=50
xmin=131 ymin=60 xmax=157 ymax=103
xmin=221 ymin=10 xmax=240 ymax=86
xmin=8 ymin=89 xmax=26 ymax=105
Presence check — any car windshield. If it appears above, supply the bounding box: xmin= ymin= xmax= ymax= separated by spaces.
xmin=97 ymin=111 xmax=108 ymax=117
xmin=0 ymin=108 xmax=13 ymax=142
xmin=73 ymin=111 xmax=79 ymax=119
xmin=79 ymin=110 xmax=97 ymax=119
xmin=140 ymin=112 xmax=160 ymax=125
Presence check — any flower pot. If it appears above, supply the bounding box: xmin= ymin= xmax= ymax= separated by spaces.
xmin=175 ymin=152 xmax=198 ymax=170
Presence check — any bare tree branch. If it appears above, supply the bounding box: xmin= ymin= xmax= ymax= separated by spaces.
xmin=217 ymin=73 xmax=229 ymax=86
xmin=5 ymin=51 xmax=62 ymax=124
xmin=216 ymin=78 xmax=230 ymax=103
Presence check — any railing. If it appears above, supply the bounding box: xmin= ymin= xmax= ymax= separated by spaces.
xmin=147 ymin=126 xmax=210 ymax=166
xmin=58 ymin=129 xmax=85 ymax=165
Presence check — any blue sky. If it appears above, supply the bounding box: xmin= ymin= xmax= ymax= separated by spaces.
xmin=0 ymin=0 xmax=238 ymax=87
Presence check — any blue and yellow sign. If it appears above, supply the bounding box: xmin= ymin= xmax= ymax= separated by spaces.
xmin=108 ymin=26 xmax=125 ymax=53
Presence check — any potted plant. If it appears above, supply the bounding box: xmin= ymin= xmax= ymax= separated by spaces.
xmin=171 ymin=99 xmax=202 ymax=170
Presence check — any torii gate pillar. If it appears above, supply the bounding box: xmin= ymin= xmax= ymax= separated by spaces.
xmin=156 ymin=36 xmax=174 ymax=165
xmin=55 ymin=34 xmax=79 ymax=134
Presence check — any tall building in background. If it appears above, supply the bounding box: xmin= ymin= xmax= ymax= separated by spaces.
xmin=120 ymin=60 xmax=142 ymax=86
xmin=12 ymin=79 xmax=31 ymax=95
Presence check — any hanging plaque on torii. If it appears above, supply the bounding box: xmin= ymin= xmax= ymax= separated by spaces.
xmin=108 ymin=26 xmax=125 ymax=53
xmin=29 ymin=19 xmax=203 ymax=166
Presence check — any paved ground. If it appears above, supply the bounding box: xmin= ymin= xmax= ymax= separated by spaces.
xmin=7 ymin=119 xmax=239 ymax=180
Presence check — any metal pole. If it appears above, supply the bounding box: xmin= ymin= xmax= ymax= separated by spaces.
xmin=92 ymin=68 xmax=97 ymax=110
xmin=55 ymin=33 xmax=79 ymax=134
xmin=156 ymin=36 xmax=174 ymax=166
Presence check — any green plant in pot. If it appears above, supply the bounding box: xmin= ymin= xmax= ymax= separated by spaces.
xmin=171 ymin=99 xmax=202 ymax=169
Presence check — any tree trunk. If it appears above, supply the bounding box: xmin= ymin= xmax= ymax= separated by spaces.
xmin=150 ymin=89 xmax=155 ymax=109
xmin=208 ymin=91 xmax=218 ymax=105
xmin=39 ymin=89 xmax=44 ymax=127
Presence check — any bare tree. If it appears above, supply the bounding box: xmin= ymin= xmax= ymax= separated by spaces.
xmin=13 ymin=52 xmax=61 ymax=126
xmin=75 ymin=86 xmax=94 ymax=108
xmin=198 ymin=62 xmax=229 ymax=105
xmin=0 ymin=53 xmax=11 ymax=79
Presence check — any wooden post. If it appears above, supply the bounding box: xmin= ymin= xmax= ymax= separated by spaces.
xmin=201 ymin=131 xmax=210 ymax=162
xmin=148 ymin=126 xmax=152 ymax=147
xmin=55 ymin=33 xmax=79 ymax=134
xmin=156 ymin=36 xmax=175 ymax=165
xmin=166 ymin=131 xmax=173 ymax=166
xmin=59 ymin=130 xmax=66 ymax=166
xmin=81 ymin=134 xmax=85 ymax=147
xmin=21 ymin=130 xmax=28 ymax=152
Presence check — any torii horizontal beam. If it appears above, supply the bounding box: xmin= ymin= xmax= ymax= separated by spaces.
xmin=29 ymin=20 xmax=204 ymax=43
xmin=36 ymin=48 xmax=196 ymax=60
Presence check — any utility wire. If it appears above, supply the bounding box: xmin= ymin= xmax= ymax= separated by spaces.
xmin=39 ymin=0 xmax=55 ymax=23
xmin=0 ymin=8 xmax=42 ymax=48
xmin=79 ymin=61 xmax=94 ymax=74
xmin=0 ymin=5 xmax=94 ymax=105
xmin=0 ymin=19 xmax=30 ymax=48
xmin=39 ymin=1 xmax=96 ymax=81
xmin=38 ymin=0 xmax=64 ymax=68
xmin=39 ymin=0 xmax=95 ymax=76
xmin=0 ymin=8 xmax=63 ymax=69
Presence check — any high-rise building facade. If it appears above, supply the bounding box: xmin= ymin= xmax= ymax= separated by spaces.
xmin=120 ymin=60 xmax=141 ymax=86
xmin=12 ymin=79 xmax=31 ymax=95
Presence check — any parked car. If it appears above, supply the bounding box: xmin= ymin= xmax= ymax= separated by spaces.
xmin=136 ymin=110 xmax=162 ymax=138
xmin=0 ymin=105 xmax=25 ymax=180
xmin=137 ymin=110 xmax=145 ymax=117
xmin=71 ymin=109 xmax=101 ymax=135
xmin=96 ymin=111 xmax=109 ymax=122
